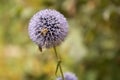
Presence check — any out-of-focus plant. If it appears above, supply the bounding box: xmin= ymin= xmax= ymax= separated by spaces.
xmin=56 ymin=72 xmax=78 ymax=80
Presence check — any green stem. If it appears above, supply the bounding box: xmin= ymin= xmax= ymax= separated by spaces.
xmin=59 ymin=64 xmax=64 ymax=80
xmin=53 ymin=47 xmax=65 ymax=80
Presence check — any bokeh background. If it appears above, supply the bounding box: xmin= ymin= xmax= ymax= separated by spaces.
xmin=0 ymin=0 xmax=120 ymax=80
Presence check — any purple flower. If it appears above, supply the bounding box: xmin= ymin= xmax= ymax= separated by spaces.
xmin=28 ymin=9 xmax=68 ymax=48
xmin=56 ymin=72 xmax=78 ymax=80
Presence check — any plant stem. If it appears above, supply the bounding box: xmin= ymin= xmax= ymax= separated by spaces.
xmin=53 ymin=47 xmax=65 ymax=80
xmin=59 ymin=64 xmax=64 ymax=80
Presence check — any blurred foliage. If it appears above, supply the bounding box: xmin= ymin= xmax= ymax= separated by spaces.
xmin=0 ymin=0 xmax=120 ymax=80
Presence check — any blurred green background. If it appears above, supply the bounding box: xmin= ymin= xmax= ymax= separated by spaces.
xmin=0 ymin=0 xmax=120 ymax=80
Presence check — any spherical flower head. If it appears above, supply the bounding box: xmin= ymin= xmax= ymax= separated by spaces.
xmin=56 ymin=72 xmax=78 ymax=80
xmin=28 ymin=9 xmax=68 ymax=48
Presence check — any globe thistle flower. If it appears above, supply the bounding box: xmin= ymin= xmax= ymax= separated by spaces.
xmin=28 ymin=9 xmax=68 ymax=50
xmin=56 ymin=72 xmax=78 ymax=80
